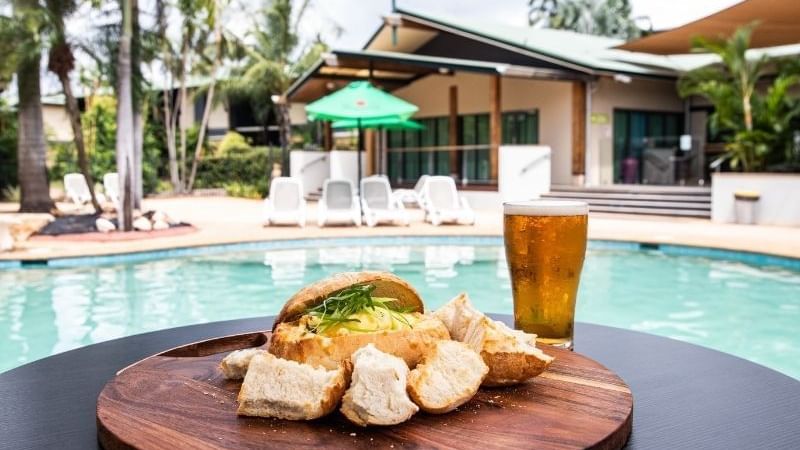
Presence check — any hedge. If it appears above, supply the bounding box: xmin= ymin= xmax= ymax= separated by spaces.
xmin=194 ymin=146 xmax=283 ymax=197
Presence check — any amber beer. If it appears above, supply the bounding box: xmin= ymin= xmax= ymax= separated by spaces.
xmin=503 ymin=200 xmax=588 ymax=349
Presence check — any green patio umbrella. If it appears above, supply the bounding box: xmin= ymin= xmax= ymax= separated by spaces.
xmin=331 ymin=117 xmax=424 ymax=130
xmin=306 ymin=81 xmax=419 ymax=187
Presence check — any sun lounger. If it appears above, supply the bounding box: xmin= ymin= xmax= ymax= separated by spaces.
xmin=103 ymin=173 xmax=119 ymax=207
xmin=360 ymin=175 xmax=409 ymax=227
xmin=421 ymin=176 xmax=475 ymax=226
xmin=318 ymin=179 xmax=361 ymax=227
xmin=393 ymin=174 xmax=429 ymax=208
xmin=64 ymin=173 xmax=105 ymax=206
xmin=263 ymin=177 xmax=306 ymax=227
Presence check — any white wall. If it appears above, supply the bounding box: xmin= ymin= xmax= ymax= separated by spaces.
xmin=588 ymin=76 xmax=684 ymax=185
xmin=42 ymin=105 xmax=73 ymax=142
xmin=392 ymin=72 xmax=574 ymax=185
xmin=712 ymin=173 xmax=800 ymax=226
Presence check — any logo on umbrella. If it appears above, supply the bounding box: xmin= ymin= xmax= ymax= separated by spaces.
xmin=355 ymin=99 xmax=367 ymax=108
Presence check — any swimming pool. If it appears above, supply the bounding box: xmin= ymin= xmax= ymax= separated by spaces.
xmin=1 ymin=236 xmax=799 ymax=379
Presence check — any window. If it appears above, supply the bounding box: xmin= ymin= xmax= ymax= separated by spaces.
xmin=612 ymin=109 xmax=684 ymax=184
xmin=502 ymin=110 xmax=539 ymax=145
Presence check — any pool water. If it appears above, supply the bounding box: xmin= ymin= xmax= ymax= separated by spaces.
xmin=1 ymin=239 xmax=799 ymax=379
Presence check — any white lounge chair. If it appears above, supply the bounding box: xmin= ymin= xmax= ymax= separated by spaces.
xmin=318 ymin=179 xmax=361 ymax=227
xmin=421 ymin=176 xmax=475 ymax=226
xmin=0 ymin=216 xmax=19 ymax=252
xmin=393 ymin=174 xmax=429 ymax=208
xmin=360 ymin=175 xmax=409 ymax=227
xmin=103 ymin=173 xmax=119 ymax=207
xmin=64 ymin=173 xmax=105 ymax=206
xmin=263 ymin=177 xmax=306 ymax=227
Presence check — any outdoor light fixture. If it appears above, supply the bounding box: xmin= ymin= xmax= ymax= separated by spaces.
xmin=613 ymin=74 xmax=632 ymax=84
xmin=438 ymin=67 xmax=450 ymax=74
xmin=322 ymin=52 xmax=339 ymax=67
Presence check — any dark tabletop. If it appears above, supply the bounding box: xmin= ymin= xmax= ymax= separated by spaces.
xmin=1 ymin=315 xmax=799 ymax=450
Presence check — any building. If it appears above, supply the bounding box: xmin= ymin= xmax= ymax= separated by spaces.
xmin=286 ymin=7 xmax=794 ymax=192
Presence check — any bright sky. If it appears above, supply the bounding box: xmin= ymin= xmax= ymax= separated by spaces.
xmin=295 ymin=0 xmax=742 ymax=51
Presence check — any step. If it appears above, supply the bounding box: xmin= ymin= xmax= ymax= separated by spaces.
xmin=552 ymin=198 xmax=711 ymax=210
xmin=550 ymin=184 xmax=711 ymax=195
xmin=587 ymin=205 xmax=711 ymax=218
xmin=542 ymin=191 xmax=710 ymax=203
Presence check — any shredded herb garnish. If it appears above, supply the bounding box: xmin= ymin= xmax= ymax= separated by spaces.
xmin=304 ymin=284 xmax=415 ymax=334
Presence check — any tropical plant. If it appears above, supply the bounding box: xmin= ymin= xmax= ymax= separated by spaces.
xmin=528 ymin=0 xmax=648 ymax=39
xmin=222 ymin=0 xmax=326 ymax=173
xmin=678 ymin=25 xmax=800 ymax=171
xmin=0 ymin=100 xmax=17 ymax=197
xmin=1 ymin=0 xmax=54 ymax=212
xmin=45 ymin=0 xmax=102 ymax=212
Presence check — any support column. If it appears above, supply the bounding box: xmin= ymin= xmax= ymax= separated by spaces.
xmin=448 ymin=85 xmax=459 ymax=179
xmin=489 ymin=75 xmax=501 ymax=182
xmin=365 ymin=129 xmax=376 ymax=176
xmin=571 ymin=81 xmax=586 ymax=180
xmin=323 ymin=121 xmax=333 ymax=151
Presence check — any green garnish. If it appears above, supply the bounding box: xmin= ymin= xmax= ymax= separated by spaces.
xmin=305 ymin=284 xmax=415 ymax=334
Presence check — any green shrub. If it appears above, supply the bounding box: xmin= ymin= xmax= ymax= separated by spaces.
xmin=223 ymin=181 xmax=264 ymax=199
xmin=216 ymin=131 xmax=252 ymax=156
xmin=0 ymin=101 xmax=17 ymax=198
xmin=193 ymin=146 xmax=281 ymax=198
xmin=48 ymin=96 xmax=164 ymax=194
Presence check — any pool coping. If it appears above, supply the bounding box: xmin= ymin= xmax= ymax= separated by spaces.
xmin=1 ymin=234 xmax=798 ymax=271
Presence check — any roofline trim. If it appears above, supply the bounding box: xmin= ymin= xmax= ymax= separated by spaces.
xmin=286 ymin=59 xmax=324 ymax=99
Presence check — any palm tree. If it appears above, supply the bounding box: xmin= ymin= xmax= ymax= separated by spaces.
xmin=45 ymin=0 xmax=102 ymax=213
xmin=10 ymin=0 xmax=54 ymax=212
xmin=223 ymin=0 xmax=324 ymax=172
xmin=528 ymin=0 xmax=647 ymax=39
xmin=116 ymin=0 xmax=135 ymax=230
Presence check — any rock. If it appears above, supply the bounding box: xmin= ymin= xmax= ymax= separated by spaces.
xmin=152 ymin=219 xmax=169 ymax=230
xmin=95 ymin=218 xmax=116 ymax=233
xmin=133 ymin=216 xmax=153 ymax=231
xmin=152 ymin=211 xmax=169 ymax=223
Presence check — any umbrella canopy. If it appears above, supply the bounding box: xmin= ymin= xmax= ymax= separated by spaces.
xmin=305 ymin=81 xmax=418 ymax=121
xmin=616 ymin=0 xmax=800 ymax=54
xmin=331 ymin=117 xmax=424 ymax=130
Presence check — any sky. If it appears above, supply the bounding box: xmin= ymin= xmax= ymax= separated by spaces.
xmin=293 ymin=0 xmax=742 ymax=51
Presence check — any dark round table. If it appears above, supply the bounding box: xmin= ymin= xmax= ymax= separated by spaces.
xmin=1 ymin=315 xmax=799 ymax=449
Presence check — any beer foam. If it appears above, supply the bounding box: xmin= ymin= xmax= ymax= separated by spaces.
xmin=503 ymin=200 xmax=588 ymax=216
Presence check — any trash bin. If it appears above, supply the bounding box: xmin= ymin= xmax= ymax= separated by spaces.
xmin=734 ymin=190 xmax=760 ymax=225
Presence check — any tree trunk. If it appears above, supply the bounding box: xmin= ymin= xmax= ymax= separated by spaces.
xmin=16 ymin=39 xmax=53 ymax=212
xmin=187 ymin=0 xmax=222 ymax=192
xmin=277 ymin=102 xmax=292 ymax=173
xmin=116 ymin=0 xmax=135 ymax=231
xmin=133 ymin=110 xmax=143 ymax=208
xmin=57 ymin=72 xmax=101 ymax=213
xmin=131 ymin=0 xmax=143 ymax=208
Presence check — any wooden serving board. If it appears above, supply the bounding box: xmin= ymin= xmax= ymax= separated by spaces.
xmin=97 ymin=332 xmax=633 ymax=450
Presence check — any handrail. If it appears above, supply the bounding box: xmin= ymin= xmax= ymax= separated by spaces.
xmin=519 ymin=152 xmax=551 ymax=175
xmin=709 ymin=155 xmax=727 ymax=172
xmin=299 ymin=154 xmax=328 ymax=174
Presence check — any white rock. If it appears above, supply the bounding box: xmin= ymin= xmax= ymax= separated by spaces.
xmin=152 ymin=211 xmax=168 ymax=223
xmin=95 ymin=218 xmax=116 ymax=233
xmin=152 ymin=219 xmax=169 ymax=230
xmin=133 ymin=217 xmax=153 ymax=231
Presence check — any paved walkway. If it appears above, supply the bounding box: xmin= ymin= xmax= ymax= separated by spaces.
xmin=1 ymin=196 xmax=799 ymax=260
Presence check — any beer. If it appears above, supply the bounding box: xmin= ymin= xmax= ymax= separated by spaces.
xmin=503 ymin=200 xmax=588 ymax=349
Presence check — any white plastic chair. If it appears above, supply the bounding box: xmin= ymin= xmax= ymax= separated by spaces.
xmin=421 ymin=176 xmax=475 ymax=226
xmin=318 ymin=179 xmax=361 ymax=227
xmin=393 ymin=174 xmax=429 ymax=208
xmin=64 ymin=173 xmax=106 ymax=205
xmin=103 ymin=173 xmax=119 ymax=207
xmin=360 ymin=176 xmax=409 ymax=227
xmin=263 ymin=177 xmax=306 ymax=227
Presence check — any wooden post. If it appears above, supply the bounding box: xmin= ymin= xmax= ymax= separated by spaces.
xmin=448 ymin=85 xmax=459 ymax=179
xmin=323 ymin=121 xmax=332 ymax=151
xmin=571 ymin=81 xmax=586 ymax=177
xmin=365 ymin=129 xmax=376 ymax=176
xmin=489 ymin=75 xmax=501 ymax=182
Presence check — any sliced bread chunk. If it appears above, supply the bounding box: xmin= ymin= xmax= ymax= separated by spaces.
xmin=220 ymin=348 xmax=266 ymax=379
xmin=237 ymin=352 xmax=349 ymax=420
xmin=433 ymin=293 xmax=554 ymax=386
xmin=340 ymin=344 xmax=419 ymax=426
xmin=407 ymin=340 xmax=488 ymax=413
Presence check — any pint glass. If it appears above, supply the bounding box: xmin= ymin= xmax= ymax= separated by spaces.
xmin=503 ymin=200 xmax=588 ymax=349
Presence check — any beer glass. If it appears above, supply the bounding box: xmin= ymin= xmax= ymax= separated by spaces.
xmin=503 ymin=200 xmax=588 ymax=350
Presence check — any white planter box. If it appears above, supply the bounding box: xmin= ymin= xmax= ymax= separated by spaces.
xmin=329 ymin=150 xmax=366 ymax=191
xmin=290 ymin=150 xmax=329 ymax=198
xmin=498 ymin=145 xmax=551 ymax=202
xmin=711 ymin=173 xmax=800 ymax=226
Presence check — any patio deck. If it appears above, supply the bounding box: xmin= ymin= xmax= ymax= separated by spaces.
xmin=1 ymin=196 xmax=799 ymax=261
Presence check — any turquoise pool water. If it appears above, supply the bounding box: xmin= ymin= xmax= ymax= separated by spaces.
xmin=1 ymin=237 xmax=799 ymax=379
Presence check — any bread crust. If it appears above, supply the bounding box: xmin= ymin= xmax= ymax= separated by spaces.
xmin=272 ymin=272 xmax=424 ymax=330
xmin=269 ymin=315 xmax=450 ymax=370
xmin=480 ymin=350 xmax=551 ymax=387
xmin=407 ymin=341 xmax=488 ymax=413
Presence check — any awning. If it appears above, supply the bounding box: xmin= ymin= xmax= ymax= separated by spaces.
xmin=617 ymin=0 xmax=800 ymax=55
